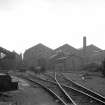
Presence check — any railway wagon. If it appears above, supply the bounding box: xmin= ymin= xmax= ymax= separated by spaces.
xmin=0 ymin=73 xmax=18 ymax=92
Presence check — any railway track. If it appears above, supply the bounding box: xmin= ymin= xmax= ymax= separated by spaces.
xmin=55 ymin=73 xmax=105 ymax=104
xmin=13 ymin=72 xmax=105 ymax=105
xmin=26 ymin=72 xmax=105 ymax=105
xmin=16 ymin=74 xmax=74 ymax=105
xmin=41 ymin=72 xmax=105 ymax=103
xmin=24 ymin=78 xmax=69 ymax=105
xmin=54 ymin=73 xmax=104 ymax=105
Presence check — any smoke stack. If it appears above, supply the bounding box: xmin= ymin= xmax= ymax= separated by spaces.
xmin=83 ymin=36 xmax=86 ymax=50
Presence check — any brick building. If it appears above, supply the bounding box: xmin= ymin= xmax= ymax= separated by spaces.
xmin=23 ymin=37 xmax=105 ymax=72
xmin=23 ymin=43 xmax=55 ymax=70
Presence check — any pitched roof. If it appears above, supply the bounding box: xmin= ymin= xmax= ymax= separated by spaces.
xmin=24 ymin=43 xmax=55 ymax=58
xmin=26 ymin=43 xmax=53 ymax=51
xmin=54 ymin=44 xmax=77 ymax=55
xmin=78 ymin=44 xmax=102 ymax=51
xmin=78 ymin=44 xmax=102 ymax=57
xmin=86 ymin=44 xmax=102 ymax=51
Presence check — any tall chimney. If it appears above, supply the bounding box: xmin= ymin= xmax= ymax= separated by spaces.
xmin=83 ymin=36 xmax=87 ymax=65
xmin=83 ymin=36 xmax=86 ymax=50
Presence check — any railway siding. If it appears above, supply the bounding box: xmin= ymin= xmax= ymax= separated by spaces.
xmin=12 ymin=72 xmax=105 ymax=105
xmin=28 ymin=72 xmax=105 ymax=104
xmin=55 ymin=73 xmax=104 ymax=105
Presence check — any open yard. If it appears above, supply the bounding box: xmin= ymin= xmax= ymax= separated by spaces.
xmin=64 ymin=71 xmax=105 ymax=97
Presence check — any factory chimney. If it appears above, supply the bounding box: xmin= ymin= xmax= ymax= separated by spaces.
xmin=83 ymin=36 xmax=86 ymax=50
xmin=83 ymin=36 xmax=87 ymax=58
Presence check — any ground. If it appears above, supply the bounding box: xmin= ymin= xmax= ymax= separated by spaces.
xmin=1 ymin=71 xmax=105 ymax=105
xmin=0 ymin=77 xmax=59 ymax=105
xmin=63 ymin=71 xmax=105 ymax=97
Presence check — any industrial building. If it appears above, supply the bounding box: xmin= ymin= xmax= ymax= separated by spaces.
xmin=23 ymin=37 xmax=105 ymax=72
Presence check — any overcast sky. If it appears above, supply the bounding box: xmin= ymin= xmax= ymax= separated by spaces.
xmin=0 ymin=0 xmax=105 ymax=53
